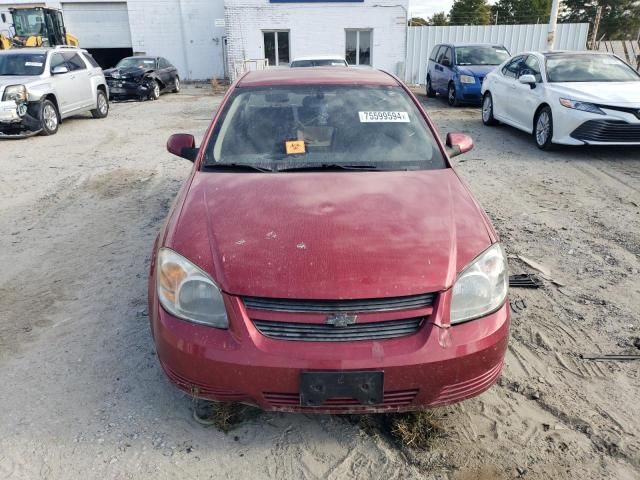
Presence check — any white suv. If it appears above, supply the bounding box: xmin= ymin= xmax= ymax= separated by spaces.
xmin=0 ymin=46 xmax=109 ymax=137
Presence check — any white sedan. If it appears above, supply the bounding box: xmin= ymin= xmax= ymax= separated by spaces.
xmin=481 ymin=51 xmax=640 ymax=149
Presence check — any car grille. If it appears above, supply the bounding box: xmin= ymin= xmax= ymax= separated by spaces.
xmin=253 ymin=317 xmax=423 ymax=342
xmin=263 ymin=389 xmax=418 ymax=409
xmin=571 ymin=120 xmax=640 ymax=143
xmin=242 ymin=293 xmax=436 ymax=313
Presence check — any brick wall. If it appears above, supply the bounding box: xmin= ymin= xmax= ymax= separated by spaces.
xmin=224 ymin=0 xmax=408 ymax=80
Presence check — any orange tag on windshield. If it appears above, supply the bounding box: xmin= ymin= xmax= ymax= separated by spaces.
xmin=286 ymin=140 xmax=306 ymax=155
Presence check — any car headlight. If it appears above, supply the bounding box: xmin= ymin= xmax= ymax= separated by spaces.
xmin=559 ymin=98 xmax=605 ymax=115
xmin=156 ymin=248 xmax=229 ymax=328
xmin=2 ymin=85 xmax=27 ymax=102
xmin=450 ymin=243 xmax=508 ymax=324
xmin=459 ymin=75 xmax=476 ymax=84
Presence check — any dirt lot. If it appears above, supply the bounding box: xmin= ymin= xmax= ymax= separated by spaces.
xmin=1 ymin=86 xmax=639 ymax=480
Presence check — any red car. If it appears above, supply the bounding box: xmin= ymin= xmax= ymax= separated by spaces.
xmin=149 ymin=68 xmax=509 ymax=413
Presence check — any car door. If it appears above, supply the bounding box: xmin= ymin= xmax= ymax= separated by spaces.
xmin=62 ymin=52 xmax=94 ymax=110
xmin=157 ymin=58 xmax=177 ymax=89
xmin=491 ymin=55 xmax=525 ymax=124
xmin=509 ymin=55 xmax=544 ymax=130
xmin=432 ymin=46 xmax=446 ymax=92
xmin=48 ymin=52 xmax=77 ymax=115
xmin=427 ymin=45 xmax=441 ymax=88
xmin=438 ymin=47 xmax=454 ymax=92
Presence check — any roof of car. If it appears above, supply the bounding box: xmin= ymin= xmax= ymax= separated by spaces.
xmin=237 ymin=67 xmax=399 ymax=87
xmin=0 ymin=47 xmax=81 ymax=55
xmin=446 ymin=43 xmax=507 ymax=48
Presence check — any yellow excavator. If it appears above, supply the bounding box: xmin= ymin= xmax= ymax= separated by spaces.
xmin=0 ymin=7 xmax=78 ymax=50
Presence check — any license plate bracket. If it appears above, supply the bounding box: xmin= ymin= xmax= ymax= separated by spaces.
xmin=300 ymin=371 xmax=383 ymax=407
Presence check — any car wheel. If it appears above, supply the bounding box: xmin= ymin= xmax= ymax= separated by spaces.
xmin=481 ymin=93 xmax=498 ymax=126
xmin=149 ymin=80 xmax=160 ymax=100
xmin=172 ymin=76 xmax=180 ymax=93
xmin=448 ymin=83 xmax=459 ymax=107
xmin=91 ymin=90 xmax=109 ymax=118
xmin=40 ymin=99 xmax=59 ymax=136
xmin=534 ymin=106 xmax=554 ymax=150
xmin=426 ymin=76 xmax=436 ymax=98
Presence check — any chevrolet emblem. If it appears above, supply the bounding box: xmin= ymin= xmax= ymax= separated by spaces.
xmin=326 ymin=313 xmax=357 ymax=327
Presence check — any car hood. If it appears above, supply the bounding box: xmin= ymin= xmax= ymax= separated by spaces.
xmin=167 ymin=169 xmax=493 ymax=299
xmin=104 ymin=66 xmax=149 ymax=78
xmin=547 ymin=82 xmax=640 ymax=105
xmin=0 ymin=75 xmax=40 ymax=90
xmin=457 ymin=65 xmax=499 ymax=77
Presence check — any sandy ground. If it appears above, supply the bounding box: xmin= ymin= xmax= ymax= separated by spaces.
xmin=0 ymin=86 xmax=639 ymax=480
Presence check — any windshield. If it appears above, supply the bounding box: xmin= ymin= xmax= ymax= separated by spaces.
xmin=546 ymin=54 xmax=640 ymax=82
xmin=291 ymin=59 xmax=347 ymax=67
xmin=455 ymin=46 xmax=510 ymax=66
xmin=0 ymin=53 xmax=46 ymax=76
xmin=116 ymin=57 xmax=155 ymax=69
xmin=12 ymin=10 xmax=46 ymax=37
xmin=203 ymin=85 xmax=445 ymax=172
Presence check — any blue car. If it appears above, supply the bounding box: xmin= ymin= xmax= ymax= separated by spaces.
xmin=426 ymin=43 xmax=510 ymax=106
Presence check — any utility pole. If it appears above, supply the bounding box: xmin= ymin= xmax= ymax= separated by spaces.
xmin=495 ymin=11 xmax=499 ymax=25
xmin=590 ymin=6 xmax=603 ymax=50
xmin=547 ymin=0 xmax=561 ymax=50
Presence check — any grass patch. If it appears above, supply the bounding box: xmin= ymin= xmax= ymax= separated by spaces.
xmin=192 ymin=400 xmax=261 ymax=432
xmin=353 ymin=410 xmax=446 ymax=451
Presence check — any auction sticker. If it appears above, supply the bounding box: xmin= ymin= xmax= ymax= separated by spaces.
xmin=25 ymin=62 xmax=43 ymax=67
xmin=359 ymin=111 xmax=409 ymax=123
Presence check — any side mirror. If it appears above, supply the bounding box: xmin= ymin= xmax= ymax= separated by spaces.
xmin=519 ymin=74 xmax=537 ymax=88
xmin=167 ymin=133 xmax=198 ymax=161
xmin=445 ymin=133 xmax=474 ymax=158
xmin=52 ymin=65 xmax=69 ymax=75
xmin=441 ymin=58 xmax=451 ymax=67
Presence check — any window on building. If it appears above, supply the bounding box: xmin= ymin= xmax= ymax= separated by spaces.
xmin=263 ymin=31 xmax=290 ymax=66
xmin=345 ymin=29 xmax=372 ymax=66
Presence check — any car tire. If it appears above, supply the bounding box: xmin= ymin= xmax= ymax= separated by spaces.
xmin=172 ymin=76 xmax=180 ymax=93
xmin=426 ymin=76 xmax=436 ymax=98
xmin=481 ymin=93 xmax=498 ymax=126
xmin=534 ymin=106 xmax=554 ymax=150
xmin=447 ymin=83 xmax=459 ymax=107
xmin=40 ymin=99 xmax=59 ymax=136
xmin=91 ymin=90 xmax=109 ymax=119
xmin=149 ymin=80 xmax=160 ymax=100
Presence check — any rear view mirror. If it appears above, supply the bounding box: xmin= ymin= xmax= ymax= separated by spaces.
xmin=52 ymin=65 xmax=69 ymax=75
xmin=167 ymin=133 xmax=198 ymax=161
xmin=519 ymin=74 xmax=537 ymax=88
xmin=445 ymin=133 xmax=474 ymax=158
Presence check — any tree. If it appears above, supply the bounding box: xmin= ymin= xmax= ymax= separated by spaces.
xmin=408 ymin=16 xmax=429 ymax=26
xmin=561 ymin=0 xmax=640 ymax=40
xmin=492 ymin=0 xmax=552 ymax=24
xmin=449 ymin=0 xmax=492 ymax=25
xmin=430 ymin=12 xmax=449 ymax=26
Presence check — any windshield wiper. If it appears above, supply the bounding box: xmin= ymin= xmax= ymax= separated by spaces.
xmin=278 ymin=163 xmax=381 ymax=172
xmin=202 ymin=163 xmax=273 ymax=173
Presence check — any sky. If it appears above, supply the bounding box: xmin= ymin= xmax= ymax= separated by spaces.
xmin=409 ymin=0 xmax=496 ymax=19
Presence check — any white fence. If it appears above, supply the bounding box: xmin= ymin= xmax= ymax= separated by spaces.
xmin=405 ymin=23 xmax=590 ymax=85
xmin=594 ymin=40 xmax=640 ymax=71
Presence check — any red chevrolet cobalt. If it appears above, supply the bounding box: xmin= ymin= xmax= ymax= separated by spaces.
xmin=149 ymin=68 xmax=509 ymax=413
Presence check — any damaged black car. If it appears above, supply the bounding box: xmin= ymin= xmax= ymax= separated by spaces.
xmin=105 ymin=56 xmax=180 ymax=101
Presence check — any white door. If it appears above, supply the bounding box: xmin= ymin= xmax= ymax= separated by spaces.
xmin=62 ymin=2 xmax=132 ymax=49
xmin=495 ymin=55 xmax=525 ymax=124
xmin=49 ymin=52 xmax=82 ymax=114
xmin=510 ymin=55 xmax=544 ymax=130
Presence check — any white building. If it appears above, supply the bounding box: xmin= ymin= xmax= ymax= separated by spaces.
xmin=1 ymin=0 xmax=408 ymax=80
xmin=0 ymin=0 xmax=227 ymax=79
xmin=224 ymin=0 xmax=408 ymax=79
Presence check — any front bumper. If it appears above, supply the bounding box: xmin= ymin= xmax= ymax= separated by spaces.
xmin=151 ymin=293 xmax=510 ymax=413
xmin=553 ymin=105 xmax=640 ymax=145
xmin=0 ymin=100 xmax=42 ymax=138
xmin=456 ymin=80 xmax=483 ymax=103
xmin=106 ymin=79 xmax=149 ymax=99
